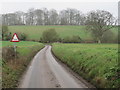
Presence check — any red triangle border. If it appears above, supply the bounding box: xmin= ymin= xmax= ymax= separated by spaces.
xmin=10 ymin=33 xmax=20 ymax=42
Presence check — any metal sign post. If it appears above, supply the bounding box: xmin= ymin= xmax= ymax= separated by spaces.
xmin=14 ymin=42 xmax=17 ymax=61
xmin=10 ymin=33 xmax=20 ymax=62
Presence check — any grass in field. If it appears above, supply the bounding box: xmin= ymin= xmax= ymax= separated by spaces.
xmin=2 ymin=41 xmax=41 ymax=47
xmin=8 ymin=25 xmax=118 ymax=41
xmin=2 ymin=41 xmax=44 ymax=88
xmin=52 ymin=43 xmax=119 ymax=88
xmin=2 ymin=41 xmax=43 ymax=56
xmin=9 ymin=25 xmax=92 ymax=40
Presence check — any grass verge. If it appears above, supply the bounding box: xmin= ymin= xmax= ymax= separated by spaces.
xmin=2 ymin=41 xmax=44 ymax=88
xmin=52 ymin=43 xmax=119 ymax=88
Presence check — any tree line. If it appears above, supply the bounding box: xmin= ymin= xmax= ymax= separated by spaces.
xmin=2 ymin=8 xmax=86 ymax=25
xmin=1 ymin=8 xmax=118 ymax=43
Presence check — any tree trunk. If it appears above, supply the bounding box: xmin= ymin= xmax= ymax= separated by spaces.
xmin=98 ymin=39 xmax=101 ymax=43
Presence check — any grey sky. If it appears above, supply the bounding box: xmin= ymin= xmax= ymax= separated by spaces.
xmin=1 ymin=2 xmax=118 ymax=17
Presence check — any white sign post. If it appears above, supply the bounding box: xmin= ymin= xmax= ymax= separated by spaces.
xmin=11 ymin=33 xmax=20 ymax=61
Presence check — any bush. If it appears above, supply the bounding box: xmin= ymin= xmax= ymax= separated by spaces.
xmin=62 ymin=35 xmax=82 ymax=43
xmin=16 ymin=32 xmax=27 ymax=41
xmin=5 ymin=32 xmax=12 ymax=40
xmin=40 ymin=28 xmax=59 ymax=43
xmin=2 ymin=25 xmax=12 ymax=41
xmin=2 ymin=25 xmax=9 ymax=40
xmin=71 ymin=35 xmax=82 ymax=43
xmin=114 ymin=35 xmax=118 ymax=43
xmin=101 ymin=31 xmax=116 ymax=43
xmin=20 ymin=33 xmax=27 ymax=40
xmin=62 ymin=36 xmax=71 ymax=43
xmin=2 ymin=46 xmax=18 ymax=61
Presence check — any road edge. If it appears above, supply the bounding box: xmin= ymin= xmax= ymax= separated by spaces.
xmin=17 ymin=46 xmax=45 ymax=88
xmin=51 ymin=45 xmax=96 ymax=89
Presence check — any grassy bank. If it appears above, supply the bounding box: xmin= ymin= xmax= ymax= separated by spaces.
xmin=52 ymin=43 xmax=119 ymax=88
xmin=8 ymin=26 xmax=118 ymax=41
xmin=2 ymin=41 xmax=44 ymax=88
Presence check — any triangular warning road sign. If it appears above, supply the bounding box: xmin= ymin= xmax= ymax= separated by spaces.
xmin=11 ymin=33 xmax=20 ymax=42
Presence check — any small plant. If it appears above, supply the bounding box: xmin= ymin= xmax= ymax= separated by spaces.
xmin=16 ymin=32 xmax=27 ymax=41
xmin=2 ymin=46 xmax=18 ymax=61
xmin=104 ymin=65 xmax=120 ymax=88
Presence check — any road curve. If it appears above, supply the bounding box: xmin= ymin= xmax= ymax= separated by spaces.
xmin=19 ymin=45 xmax=88 ymax=88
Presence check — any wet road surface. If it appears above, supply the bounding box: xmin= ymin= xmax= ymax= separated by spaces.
xmin=19 ymin=45 xmax=89 ymax=88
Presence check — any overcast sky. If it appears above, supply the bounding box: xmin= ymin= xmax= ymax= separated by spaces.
xmin=0 ymin=0 xmax=118 ymax=17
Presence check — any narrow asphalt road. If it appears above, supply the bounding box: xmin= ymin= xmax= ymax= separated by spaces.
xmin=19 ymin=45 xmax=89 ymax=88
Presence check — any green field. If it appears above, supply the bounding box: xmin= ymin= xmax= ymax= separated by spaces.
xmin=2 ymin=41 xmax=42 ymax=47
xmin=1 ymin=25 xmax=119 ymax=88
xmin=2 ymin=41 xmax=44 ymax=56
xmin=52 ymin=43 xmax=119 ymax=88
xmin=8 ymin=26 xmax=118 ymax=41
xmin=2 ymin=41 xmax=44 ymax=88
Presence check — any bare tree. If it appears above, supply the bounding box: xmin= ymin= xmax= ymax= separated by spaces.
xmin=49 ymin=9 xmax=58 ymax=25
xmin=86 ymin=10 xmax=117 ymax=43
xmin=74 ymin=10 xmax=86 ymax=25
xmin=2 ymin=8 xmax=116 ymax=27
xmin=67 ymin=8 xmax=77 ymax=25
xmin=26 ymin=8 xmax=35 ymax=25
xmin=2 ymin=14 xmax=7 ymax=25
xmin=2 ymin=8 xmax=87 ymax=26
xmin=43 ymin=8 xmax=49 ymax=25
xmin=59 ymin=10 xmax=69 ymax=25
xmin=34 ymin=9 xmax=44 ymax=25
xmin=15 ymin=11 xmax=25 ymax=25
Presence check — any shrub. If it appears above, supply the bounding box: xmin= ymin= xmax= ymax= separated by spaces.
xmin=40 ymin=28 xmax=59 ymax=43
xmin=5 ymin=32 xmax=12 ymax=40
xmin=16 ymin=32 xmax=27 ymax=41
xmin=62 ymin=35 xmax=82 ymax=43
xmin=101 ymin=30 xmax=116 ymax=43
xmin=2 ymin=25 xmax=12 ymax=41
xmin=62 ymin=36 xmax=71 ymax=43
xmin=71 ymin=35 xmax=82 ymax=43
xmin=114 ymin=35 xmax=118 ymax=43
xmin=2 ymin=46 xmax=18 ymax=61
xmin=2 ymin=25 xmax=9 ymax=40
